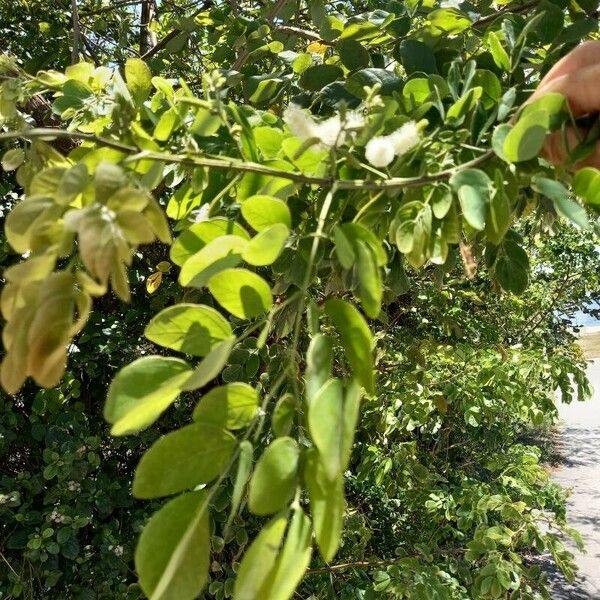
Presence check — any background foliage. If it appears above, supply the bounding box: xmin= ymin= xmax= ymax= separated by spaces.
xmin=1 ymin=0 xmax=600 ymax=599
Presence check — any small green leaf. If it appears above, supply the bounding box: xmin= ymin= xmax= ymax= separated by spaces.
xmin=573 ymin=167 xmax=600 ymax=207
xmin=193 ymin=382 xmax=258 ymax=430
xmin=241 ymin=195 xmax=291 ymax=231
xmin=450 ymin=168 xmax=492 ymax=231
xmin=503 ymin=109 xmax=549 ymax=162
xmin=105 ymin=356 xmax=192 ymax=436
xmin=299 ymin=64 xmax=343 ymax=91
xmin=242 ymin=224 xmax=289 ymax=266
xmin=248 ymin=437 xmax=299 ymax=515
xmin=324 ymin=299 xmax=374 ymax=395
xmin=225 ymin=440 xmax=254 ymax=533
xmin=145 ymin=304 xmax=233 ymax=356
xmin=125 ymin=58 xmax=152 ymax=106
xmin=2 ymin=148 xmax=24 ymax=171
xmin=532 ymin=176 xmax=589 ymax=228
xmin=272 ymin=393 xmax=296 ymax=437
xmin=136 ymin=491 xmax=209 ymax=600
xmin=179 ymin=235 xmax=247 ymax=288
xmin=487 ymin=31 xmax=510 ymax=71
xmin=447 ymin=87 xmax=483 ymax=124
xmin=170 ymin=219 xmax=250 ymax=266
xmin=337 ymin=39 xmax=370 ymax=70
xmin=208 ymin=268 xmax=273 ymax=319
xmin=182 ymin=337 xmax=236 ymax=391
xmin=133 ymin=423 xmax=236 ymax=498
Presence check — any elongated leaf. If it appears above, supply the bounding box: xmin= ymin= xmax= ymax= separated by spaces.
xmin=225 ymin=440 xmax=253 ymax=533
xmin=105 ymin=356 xmax=192 ymax=436
xmin=136 ymin=491 xmax=209 ymax=600
xmin=182 ymin=336 xmax=235 ymax=391
xmin=308 ymin=378 xmax=344 ymax=480
xmin=355 ymin=240 xmax=382 ymax=318
xmin=133 ymin=423 xmax=236 ymax=498
xmin=125 ymin=58 xmax=152 ymax=106
xmin=145 ymin=304 xmax=233 ymax=356
xmin=234 ymin=513 xmax=287 ymax=600
xmin=208 ymin=268 xmax=273 ymax=319
xmin=305 ymin=448 xmax=345 ymax=562
xmin=193 ymin=382 xmax=258 ymax=430
xmin=324 ymin=299 xmax=374 ymax=395
xmin=305 ymin=334 xmax=333 ymax=403
xmin=258 ymin=508 xmax=313 ymax=600
xmin=248 ymin=437 xmax=299 ymax=515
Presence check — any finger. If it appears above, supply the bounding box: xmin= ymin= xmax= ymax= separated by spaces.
xmin=542 ymin=128 xmax=600 ymax=170
xmin=537 ymin=41 xmax=600 ymax=90
xmin=530 ymin=62 xmax=600 ymax=118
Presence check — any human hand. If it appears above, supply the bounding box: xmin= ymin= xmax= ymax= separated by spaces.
xmin=529 ymin=41 xmax=600 ymax=169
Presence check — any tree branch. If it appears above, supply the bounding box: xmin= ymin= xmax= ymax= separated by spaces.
xmin=472 ymin=0 xmax=538 ymax=29
xmin=0 ymin=128 xmax=494 ymax=192
xmin=71 ymin=0 xmax=82 ymax=64
xmin=80 ymin=0 xmax=145 ymax=17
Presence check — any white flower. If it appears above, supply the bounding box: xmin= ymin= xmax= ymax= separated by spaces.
xmin=389 ymin=121 xmax=421 ymax=157
xmin=191 ymin=203 xmax=210 ymax=223
xmin=283 ymin=105 xmax=364 ymax=149
xmin=283 ymin=104 xmax=317 ymax=141
xmin=365 ymin=121 xmax=421 ymax=168
xmin=365 ymin=137 xmax=395 ymax=168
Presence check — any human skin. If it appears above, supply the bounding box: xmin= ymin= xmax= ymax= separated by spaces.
xmin=528 ymin=40 xmax=600 ymax=169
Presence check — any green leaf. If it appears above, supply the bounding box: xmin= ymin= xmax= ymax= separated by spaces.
xmin=182 ymin=336 xmax=236 ymax=391
xmin=234 ymin=513 xmax=287 ymax=600
xmin=272 ymin=393 xmax=296 ymax=437
xmin=170 ymin=219 xmax=250 ymax=266
xmin=532 ymin=176 xmax=589 ymax=229
xmin=305 ymin=449 xmax=345 ymax=562
xmin=105 ymin=356 xmax=192 ymax=436
xmin=333 ymin=226 xmax=356 ymax=269
xmin=397 ymin=40 xmax=437 ymax=74
xmin=573 ymin=167 xmax=600 ymax=207
xmin=346 ymin=68 xmax=402 ymax=98
xmin=248 ymin=437 xmax=299 ymax=515
xmin=486 ymin=31 xmax=510 ymax=71
xmin=495 ymin=240 xmax=529 ymax=295
xmin=133 ymin=423 xmax=236 ymax=498
xmin=208 ymin=268 xmax=273 ymax=319
xmin=503 ymin=109 xmax=549 ymax=162
xmin=258 ymin=508 xmax=313 ymax=600
xmin=125 ymin=58 xmax=152 ymax=106
xmin=241 ymin=195 xmax=292 ymax=231
xmin=191 ymin=108 xmax=221 ymax=136
xmin=2 ymin=148 xmax=24 ymax=171
xmin=225 ymin=440 xmax=253 ymax=533
xmin=136 ymin=491 xmax=209 ymax=600
xmin=145 ymin=304 xmax=233 ymax=356
xmin=305 ymin=334 xmax=333 ymax=403
xmin=486 ymin=183 xmax=511 ymax=245
xmin=179 ymin=235 xmax=248 ymax=288
xmin=154 ymin=107 xmax=182 ymax=142
xmin=427 ymin=8 xmax=471 ymax=35
xmin=192 ymin=382 xmax=258 ymax=430
xmin=337 ymin=39 xmax=370 ymax=70
xmin=447 ymin=86 xmax=483 ymax=124
xmin=338 ymin=222 xmax=387 ymax=266
xmin=299 ymin=64 xmax=343 ymax=91
xmin=308 ymin=378 xmax=344 ymax=480
xmin=242 ymin=224 xmax=289 ymax=266
xmin=355 ymin=240 xmax=382 ymax=318
xmin=450 ymin=169 xmax=492 ymax=231
xmin=324 ymin=299 xmax=374 ymax=395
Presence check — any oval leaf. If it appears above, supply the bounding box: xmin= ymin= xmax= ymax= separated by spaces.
xmin=208 ymin=268 xmax=273 ymax=319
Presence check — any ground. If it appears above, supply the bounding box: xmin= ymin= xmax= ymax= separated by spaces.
xmin=550 ymin=336 xmax=600 ymax=599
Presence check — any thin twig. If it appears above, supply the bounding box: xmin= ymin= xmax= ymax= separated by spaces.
xmin=80 ymin=0 xmax=144 ymax=16
xmin=0 ymin=128 xmax=495 ymax=191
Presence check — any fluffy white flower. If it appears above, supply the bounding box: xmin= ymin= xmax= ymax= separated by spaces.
xmin=365 ymin=137 xmax=395 ymax=168
xmin=283 ymin=105 xmax=365 ymax=149
xmin=365 ymin=121 xmax=420 ymax=168
xmin=314 ymin=115 xmax=344 ymax=148
xmin=191 ymin=203 xmax=210 ymax=223
xmin=283 ymin=104 xmax=317 ymax=141
xmin=389 ymin=121 xmax=421 ymax=156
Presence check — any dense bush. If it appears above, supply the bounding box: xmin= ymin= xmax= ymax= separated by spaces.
xmin=1 ymin=1 xmax=600 ymax=599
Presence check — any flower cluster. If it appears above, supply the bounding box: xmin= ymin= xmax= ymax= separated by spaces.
xmin=283 ymin=104 xmax=364 ymax=149
xmin=364 ymin=121 xmax=421 ymax=168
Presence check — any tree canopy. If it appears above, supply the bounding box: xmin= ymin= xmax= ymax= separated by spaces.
xmin=1 ymin=0 xmax=600 ymax=599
